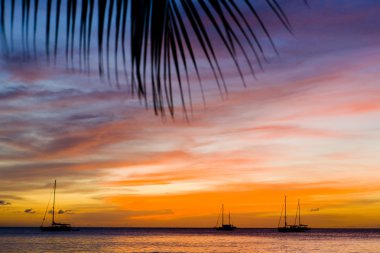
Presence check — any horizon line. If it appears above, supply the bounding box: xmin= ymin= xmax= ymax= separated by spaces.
xmin=1 ymin=226 xmax=380 ymax=230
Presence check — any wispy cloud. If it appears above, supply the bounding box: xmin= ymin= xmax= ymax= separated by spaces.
xmin=50 ymin=209 xmax=74 ymax=215
xmin=24 ymin=208 xmax=36 ymax=214
xmin=0 ymin=200 xmax=11 ymax=205
xmin=0 ymin=195 xmax=22 ymax=200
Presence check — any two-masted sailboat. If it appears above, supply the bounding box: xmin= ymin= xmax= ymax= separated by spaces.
xmin=278 ymin=196 xmax=310 ymax=232
xmin=215 ymin=204 xmax=237 ymax=231
xmin=40 ymin=180 xmax=72 ymax=231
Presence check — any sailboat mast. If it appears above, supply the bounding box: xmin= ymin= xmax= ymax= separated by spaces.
xmin=222 ymin=204 xmax=224 ymax=226
xmin=298 ymin=199 xmax=301 ymax=225
xmin=284 ymin=195 xmax=287 ymax=226
xmin=229 ymin=212 xmax=231 ymax=225
xmin=52 ymin=180 xmax=56 ymax=225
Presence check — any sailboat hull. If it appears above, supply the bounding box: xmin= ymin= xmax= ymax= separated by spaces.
xmin=216 ymin=225 xmax=236 ymax=231
xmin=278 ymin=225 xmax=310 ymax=232
xmin=40 ymin=225 xmax=72 ymax=232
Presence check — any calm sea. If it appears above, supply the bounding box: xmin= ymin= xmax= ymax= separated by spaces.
xmin=1 ymin=228 xmax=380 ymax=252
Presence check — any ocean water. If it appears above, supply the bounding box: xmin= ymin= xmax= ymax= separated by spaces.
xmin=1 ymin=228 xmax=380 ymax=252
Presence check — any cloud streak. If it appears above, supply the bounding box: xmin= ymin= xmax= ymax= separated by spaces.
xmin=0 ymin=200 xmax=11 ymax=205
xmin=24 ymin=209 xmax=36 ymax=214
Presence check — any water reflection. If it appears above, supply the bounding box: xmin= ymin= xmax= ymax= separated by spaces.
xmin=1 ymin=228 xmax=380 ymax=252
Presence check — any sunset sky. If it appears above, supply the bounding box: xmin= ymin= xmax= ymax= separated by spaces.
xmin=1 ymin=1 xmax=380 ymax=228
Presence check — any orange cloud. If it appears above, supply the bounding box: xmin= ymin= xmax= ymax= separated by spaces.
xmin=100 ymin=181 xmax=380 ymax=227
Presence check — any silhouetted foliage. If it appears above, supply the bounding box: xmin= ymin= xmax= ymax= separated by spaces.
xmin=0 ymin=0 xmax=291 ymax=117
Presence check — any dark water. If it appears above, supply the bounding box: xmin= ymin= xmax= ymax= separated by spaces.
xmin=1 ymin=227 xmax=380 ymax=252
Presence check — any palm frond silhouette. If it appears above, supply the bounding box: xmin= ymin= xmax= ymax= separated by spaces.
xmin=0 ymin=0 xmax=291 ymax=116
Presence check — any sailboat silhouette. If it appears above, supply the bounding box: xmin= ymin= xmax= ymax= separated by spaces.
xmin=215 ymin=204 xmax=237 ymax=231
xmin=278 ymin=196 xmax=310 ymax=232
xmin=40 ymin=180 xmax=72 ymax=231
